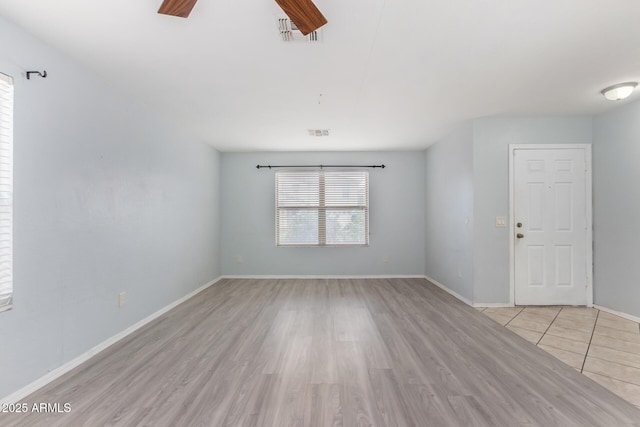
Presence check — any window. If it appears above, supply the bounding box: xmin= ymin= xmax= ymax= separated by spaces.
xmin=0 ymin=73 xmax=13 ymax=313
xmin=276 ymin=170 xmax=369 ymax=246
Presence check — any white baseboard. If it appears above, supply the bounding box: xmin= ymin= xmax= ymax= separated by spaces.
xmin=0 ymin=276 xmax=223 ymax=405
xmin=594 ymin=304 xmax=640 ymax=324
xmin=473 ymin=302 xmax=514 ymax=308
xmin=423 ymin=275 xmax=474 ymax=307
xmin=220 ymin=275 xmax=426 ymax=279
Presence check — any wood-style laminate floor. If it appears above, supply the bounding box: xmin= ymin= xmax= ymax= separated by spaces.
xmin=2 ymin=278 xmax=639 ymax=426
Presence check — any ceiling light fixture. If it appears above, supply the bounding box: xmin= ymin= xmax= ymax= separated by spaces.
xmin=601 ymin=82 xmax=638 ymax=101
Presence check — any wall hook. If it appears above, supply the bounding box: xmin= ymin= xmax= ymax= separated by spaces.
xmin=26 ymin=70 xmax=47 ymax=80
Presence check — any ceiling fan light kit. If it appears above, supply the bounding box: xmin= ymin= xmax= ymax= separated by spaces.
xmin=278 ymin=18 xmax=321 ymax=42
xmin=601 ymin=82 xmax=638 ymax=101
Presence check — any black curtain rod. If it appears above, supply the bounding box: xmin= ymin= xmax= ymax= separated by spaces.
xmin=256 ymin=164 xmax=385 ymax=169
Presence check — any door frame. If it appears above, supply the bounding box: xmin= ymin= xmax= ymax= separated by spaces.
xmin=508 ymin=144 xmax=593 ymax=307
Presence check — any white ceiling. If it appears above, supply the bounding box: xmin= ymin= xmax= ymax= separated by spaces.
xmin=1 ymin=0 xmax=639 ymax=151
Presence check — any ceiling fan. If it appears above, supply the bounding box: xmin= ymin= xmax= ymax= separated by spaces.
xmin=157 ymin=0 xmax=327 ymax=35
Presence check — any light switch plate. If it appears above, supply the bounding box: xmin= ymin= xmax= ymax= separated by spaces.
xmin=495 ymin=216 xmax=507 ymax=228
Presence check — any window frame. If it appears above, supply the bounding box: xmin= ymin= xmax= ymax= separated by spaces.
xmin=275 ymin=169 xmax=369 ymax=247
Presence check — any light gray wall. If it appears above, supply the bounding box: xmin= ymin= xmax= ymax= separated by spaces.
xmin=221 ymin=151 xmax=425 ymax=275
xmin=424 ymin=123 xmax=474 ymax=301
xmin=592 ymin=100 xmax=640 ymax=318
xmin=0 ymin=17 xmax=221 ymax=398
xmin=472 ymin=117 xmax=593 ymax=303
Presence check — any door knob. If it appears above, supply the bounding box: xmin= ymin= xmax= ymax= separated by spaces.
xmin=517 ymin=222 xmax=523 ymax=228
xmin=516 ymin=233 xmax=524 ymax=239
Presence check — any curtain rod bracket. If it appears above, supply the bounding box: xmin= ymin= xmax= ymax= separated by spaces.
xmin=26 ymin=70 xmax=47 ymax=80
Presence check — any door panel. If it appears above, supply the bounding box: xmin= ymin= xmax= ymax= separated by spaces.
xmin=514 ymin=148 xmax=588 ymax=305
xmin=527 ymin=246 xmax=544 ymax=287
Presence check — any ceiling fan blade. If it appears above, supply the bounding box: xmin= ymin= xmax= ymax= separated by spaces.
xmin=274 ymin=0 xmax=328 ymax=35
xmin=158 ymin=0 xmax=199 ymax=18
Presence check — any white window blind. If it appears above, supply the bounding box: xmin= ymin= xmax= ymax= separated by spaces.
xmin=276 ymin=170 xmax=369 ymax=246
xmin=0 ymin=73 xmax=13 ymax=313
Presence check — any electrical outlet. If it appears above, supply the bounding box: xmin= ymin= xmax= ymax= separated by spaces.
xmin=118 ymin=292 xmax=126 ymax=308
xmin=458 ymin=269 xmax=463 ymax=278
xmin=383 ymin=256 xmax=389 ymax=263
xmin=236 ymin=255 xmax=244 ymax=264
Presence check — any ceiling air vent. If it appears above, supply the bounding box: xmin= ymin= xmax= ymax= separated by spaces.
xmin=278 ymin=18 xmax=321 ymax=42
xmin=308 ymin=129 xmax=329 ymax=137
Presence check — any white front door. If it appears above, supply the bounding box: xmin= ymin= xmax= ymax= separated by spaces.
xmin=513 ymin=147 xmax=591 ymax=305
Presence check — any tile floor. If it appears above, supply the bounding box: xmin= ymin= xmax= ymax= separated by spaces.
xmin=479 ymin=306 xmax=640 ymax=409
